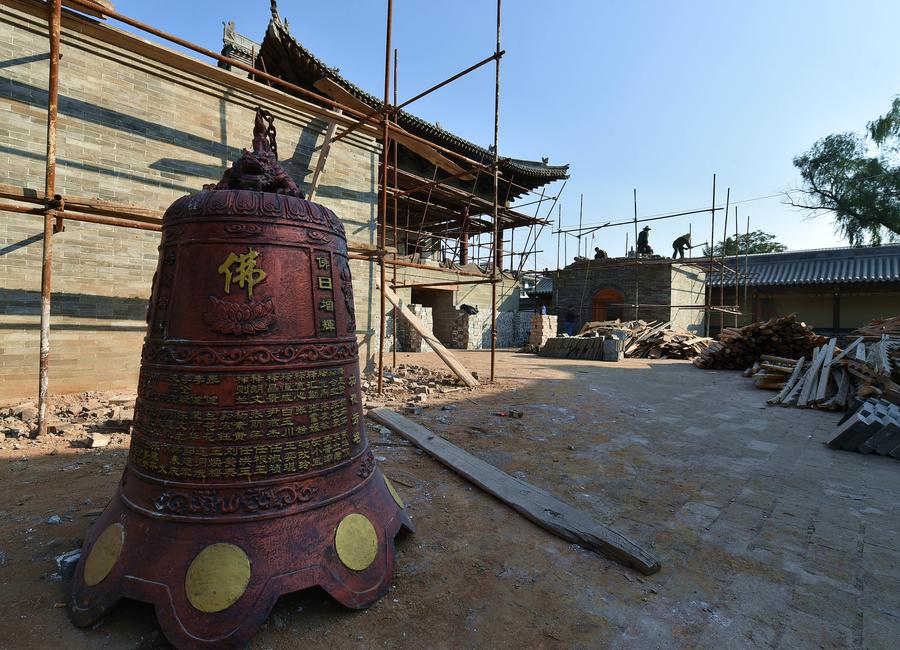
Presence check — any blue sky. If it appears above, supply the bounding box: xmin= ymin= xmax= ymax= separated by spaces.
xmin=113 ymin=1 xmax=900 ymax=269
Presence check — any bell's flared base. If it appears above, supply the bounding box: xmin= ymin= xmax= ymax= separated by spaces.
xmin=68 ymin=466 xmax=412 ymax=649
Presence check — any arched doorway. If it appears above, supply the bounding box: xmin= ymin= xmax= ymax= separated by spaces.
xmin=592 ymin=287 xmax=625 ymax=322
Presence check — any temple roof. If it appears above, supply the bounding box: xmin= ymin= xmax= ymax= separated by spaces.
xmin=258 ymin=5 xmax=568 ymax=215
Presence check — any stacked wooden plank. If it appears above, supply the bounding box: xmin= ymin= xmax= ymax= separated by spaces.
xmin=571 ymin=319 xmax=711 ymax=360
xmin=826 ymin=398 xmax=900 ymax=459
xmin=627 ymin=329 xmax=712 ymax=360
xmin=854 ymin=316 xmax=900 ymax=337
xmin=693 ymin=314 xmax=827 ymax=370
xmin=742 ymin=335 xmax=900 ymax=410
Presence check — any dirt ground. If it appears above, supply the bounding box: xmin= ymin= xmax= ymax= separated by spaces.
xmin=2 ymin=351 xmax=899 ymax=649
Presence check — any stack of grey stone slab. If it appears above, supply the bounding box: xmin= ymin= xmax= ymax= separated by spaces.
xmin=826 ymin=398 xmax=900 ymax=459
xmin=538 ymin=335 xmax=623 ymax=362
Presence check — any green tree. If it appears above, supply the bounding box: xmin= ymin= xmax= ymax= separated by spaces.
xmin=792 ymin=98 xmax=900 ymax=246
xmin=702 ymin=230 xmax=788 ymax=257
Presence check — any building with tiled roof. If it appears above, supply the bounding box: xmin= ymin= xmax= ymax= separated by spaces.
xmin=708 ymin=244 xmax=900 ymax=334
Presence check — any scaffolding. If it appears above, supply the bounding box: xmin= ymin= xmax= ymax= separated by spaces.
xmin=0 ymin=0 xmax=566 ymax=436
xmin=550 ymin=174 xmax=751 ymax=330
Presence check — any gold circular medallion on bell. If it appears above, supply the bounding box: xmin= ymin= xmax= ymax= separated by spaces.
xmin=335 ymin=513 xmax=378 ymax=571
xmin=83 ymin=522 xmax=125 ymax=586
xmin=384 ymin=476 xmax=405 ymax=508
xmin=185 ymin=543 xmax=251 ymax=613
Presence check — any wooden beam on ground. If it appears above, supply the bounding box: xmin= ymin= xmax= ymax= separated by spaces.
xmin=798 ymin=346 xmax=828 ymax=407
xmin=308 ymin=110 xmax=341 ymax=202
xmin=378 ymin=282 xmax=479 ymax=388
xmin=831 ymin=337 xmax=863 ymax=365
xmin=367 ymin=408 xmax=661 ymax=575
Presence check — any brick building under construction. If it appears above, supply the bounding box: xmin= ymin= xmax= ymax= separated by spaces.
xmin=0 ymin=0 xmax=567 ymax=399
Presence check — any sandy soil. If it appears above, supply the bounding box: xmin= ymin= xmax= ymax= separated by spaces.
xmin=1 ymin=351 xmax=897 ymax=649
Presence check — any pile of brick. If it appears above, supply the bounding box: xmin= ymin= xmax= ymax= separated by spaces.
xmin=396 ymin=304 xmax=433 ymax=352
xmin=528 ymin=314 xmax=557 ymax=347
xmin=1 ymin=392 xmax=134 ymax=447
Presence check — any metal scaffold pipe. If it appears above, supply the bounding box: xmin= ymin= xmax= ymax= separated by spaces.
xmin=490 ymin=0 xmax=501 ymax=383
xmin=36 ymin=0 xmax=62 ymax=439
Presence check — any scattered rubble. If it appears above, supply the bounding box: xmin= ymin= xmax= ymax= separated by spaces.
xmin=362 ymin=364 xmax=468 ymax=409
xmin=55 ymin=549 xmax=82 ymax=581
xmin=1 ymin=391 xmax=135 ymax=446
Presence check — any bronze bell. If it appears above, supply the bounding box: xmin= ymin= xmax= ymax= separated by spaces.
xmin=68 ymin=108 xmax=413 ymax=648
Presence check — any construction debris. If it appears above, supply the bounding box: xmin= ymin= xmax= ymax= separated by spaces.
xmin=740 ymin=333 xmax=900 ymax=410
xmin=826 ymin=398 xmax=900 ymax=459
xmin=539 ymin=319 xmax=711 ymax=361
xmin=1 ymin=392 xmax=134 ymax=441
xmin=693 ymin=314 xmax=827 ymax=370
xmin=363 ymin=364 xmax=467 ymax=407
xmin=378 ymin=283 xmax=480 ymax=388
xmin=367 ymin=407 xmax=661 ymax=575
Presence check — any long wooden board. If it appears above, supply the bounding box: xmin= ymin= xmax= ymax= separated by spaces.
xmin=307 ymin=109 xmax=341 ymax=202
xmin=368 ymin=408 xmax=661 ymax=575
xmin=378 ymin=283 xmax=479 ymax=388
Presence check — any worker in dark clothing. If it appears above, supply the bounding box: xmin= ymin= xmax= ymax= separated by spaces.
xmin=594 ymin=246 xmax=608 ymax=260
xmin=672 ymin=233 xmax=692 ymax=259
xmin=637 ymin=226 xmax=653 ymax=255
xmin=564 ymin=305 xmax=577 ymax=336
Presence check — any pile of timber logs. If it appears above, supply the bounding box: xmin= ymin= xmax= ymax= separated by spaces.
xmin=574 ymin=319 xmax=711 ymax=359
xmin=693 ymin=314 xmax=827 ymax=370
xmin=744 ymin=336 xmax=900 ymax=410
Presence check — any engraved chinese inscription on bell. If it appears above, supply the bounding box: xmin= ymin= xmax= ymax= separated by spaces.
xmin=68 ymin=108 xmax=413 ymax=648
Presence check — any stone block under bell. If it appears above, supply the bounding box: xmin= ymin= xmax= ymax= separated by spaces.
xmin=68 ymin=108 xmax=412 ymax=648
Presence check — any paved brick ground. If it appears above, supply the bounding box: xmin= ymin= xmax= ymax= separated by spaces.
xmin=397 ymin=353 xmax=900 ymax=648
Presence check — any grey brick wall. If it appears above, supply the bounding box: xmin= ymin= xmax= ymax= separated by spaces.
xmin=0 ymin=0 xmax=378 ymax=398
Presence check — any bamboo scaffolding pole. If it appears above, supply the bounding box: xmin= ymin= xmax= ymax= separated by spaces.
xmin=392 ymin=278 xmax=495 ymax=290
xmin=391 ymin=47 xmax=399 ymax=369
xmin=720 ymin=187 xmax=730 ymax=332
xmin=376 ymin=0 xmax=393 ymax=395
xmin=490 ymin=0 xmax=501 ymax=383
xmin=36 ymin=0 xmax=62 ymax=439
xmin=734 ymin=205 xmax=739 ymax=327
xmin=705 ymin=174 xmax=716 ymax=338
xmin=633 ymin=189 xmax=639 ymax=321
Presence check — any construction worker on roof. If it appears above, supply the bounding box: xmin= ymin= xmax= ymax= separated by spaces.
xmin=672 ymin=233 xmax=692 ymax=259
xmin=637 ymin=226 xmax=653 ymax=256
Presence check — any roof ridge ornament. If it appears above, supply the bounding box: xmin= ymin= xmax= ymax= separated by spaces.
xmin=205 ymin=107 xmax=304 ymax=197
xmin=270 ymin=0 xmax=290 ymax=33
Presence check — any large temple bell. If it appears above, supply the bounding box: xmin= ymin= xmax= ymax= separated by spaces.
xmin=68 ymin=109 xmax=412 ymax=648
